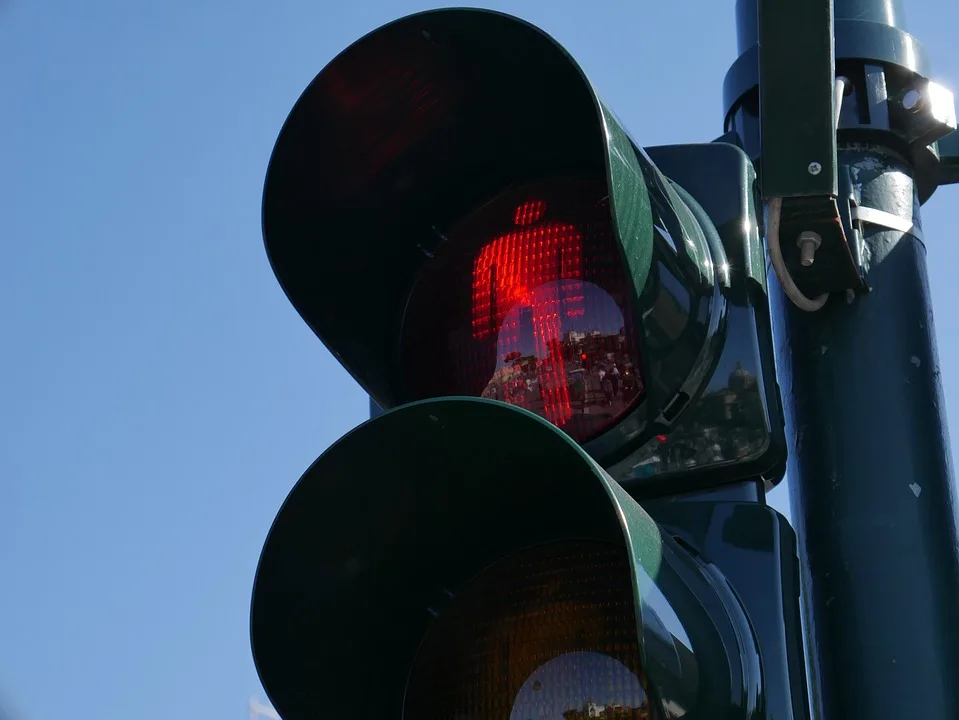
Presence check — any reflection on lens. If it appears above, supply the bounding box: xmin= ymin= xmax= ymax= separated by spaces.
xmin=510 ymin=651 xmax=649 ymax=719
xmin=477 ymin=279 xmax=642 ymax=441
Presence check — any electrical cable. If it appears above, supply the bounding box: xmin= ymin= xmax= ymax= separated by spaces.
xmin=766 ymin=197 xmax=830 ymax=311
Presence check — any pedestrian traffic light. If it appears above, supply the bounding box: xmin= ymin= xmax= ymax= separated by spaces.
xmin=252 ymin=7 xmax=807 ymax=720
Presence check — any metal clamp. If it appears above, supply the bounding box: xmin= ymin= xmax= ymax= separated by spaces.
xmin=850 ymin=206 xmax=925 ymax=243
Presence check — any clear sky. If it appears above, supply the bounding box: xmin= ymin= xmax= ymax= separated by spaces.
xmin=3 ymin=1 xmax=958 ymax=719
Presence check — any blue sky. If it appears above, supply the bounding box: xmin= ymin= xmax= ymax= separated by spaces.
xmin=3 ymin=1 xmax=958 ymax=719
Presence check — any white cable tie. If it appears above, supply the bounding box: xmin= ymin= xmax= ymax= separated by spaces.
xmin=851 ymin=206 xmax=925 ymax=243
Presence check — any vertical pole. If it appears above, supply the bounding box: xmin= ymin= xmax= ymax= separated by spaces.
xmin=724 ymin=0 xmax=959 ymax=717
xmin=772 ymin=145 xmax=959 ymax=718
xmin=724 ymin=0 xmax=959 ymax=720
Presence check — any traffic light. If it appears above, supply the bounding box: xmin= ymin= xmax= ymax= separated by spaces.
xmin=252 ymin=8 xmax=807 ymax=720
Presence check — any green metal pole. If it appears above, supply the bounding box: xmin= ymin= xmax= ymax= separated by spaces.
xmin=725 ymin=1 xmax=959 ymax=717
xmin=773 ymin=145 xmax=959 ymax=718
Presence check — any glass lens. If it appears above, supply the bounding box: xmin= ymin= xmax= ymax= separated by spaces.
xmin=403 ymin=541 xmax=655 ymax=720
xmin=400 ymin=174 xmax=645 ymax=443
xmin=404 ymin=541 xmax=655 ymax=719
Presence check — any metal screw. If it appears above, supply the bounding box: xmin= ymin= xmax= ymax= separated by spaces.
xmin=808 ymin=161 xmax=823 ymax=175
xmin=902 ymin=89 xmax=922 ymax=112
xmin=798 ymin=231 xmax=823 ymax=267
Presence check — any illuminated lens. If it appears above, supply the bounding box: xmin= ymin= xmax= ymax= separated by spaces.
xmin=404 ymin=541 xmax=654 ymax=719
xmin=400 ymin=175 xmax=645 ymax=444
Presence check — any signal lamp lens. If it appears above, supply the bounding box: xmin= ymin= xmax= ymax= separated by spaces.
xmin=404 ymin=541 xmax=654 ymax=719
xmin=400 ymin=175 xmax=645 ymax=443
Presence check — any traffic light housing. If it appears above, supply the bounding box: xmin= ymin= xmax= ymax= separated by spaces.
xmin=253 ymin=8 xmax=807 ymax=720
xmin=262 ymin=8 xmax=785 ymax=497
xmin=252 ymin=398 xmax=765 ymax=719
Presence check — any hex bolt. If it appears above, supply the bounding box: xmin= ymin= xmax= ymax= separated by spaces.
xmin=798 ymin=231 xmax=823 ymax=267
xmin=902 ymin=89 xmax=922 ymax=112
xmin=808 ymin=161 xmax=823 ymax=175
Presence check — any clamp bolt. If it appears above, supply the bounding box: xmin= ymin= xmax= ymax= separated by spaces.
xmin=798 ymin=231 xmax=823 ymax=267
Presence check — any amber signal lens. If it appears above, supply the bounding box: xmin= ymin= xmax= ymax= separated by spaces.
xmin=404 ymin=541 xmax=654 ymax=719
